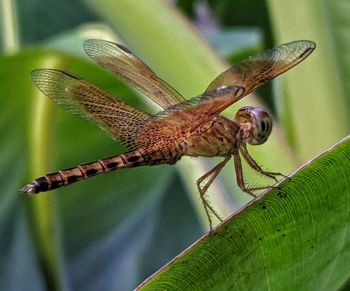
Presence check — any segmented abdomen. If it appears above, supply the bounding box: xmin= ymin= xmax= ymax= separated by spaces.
xmin=21 ymin=150 xmax=146 ymax=194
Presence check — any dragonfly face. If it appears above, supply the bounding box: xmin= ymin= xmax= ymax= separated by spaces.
xmin=235 ymin=106 xmax=273 ymax=145
xmin=21 ymin=39 xmax=316 ymax=231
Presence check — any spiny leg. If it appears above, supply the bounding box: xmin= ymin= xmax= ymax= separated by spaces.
xmin=233 ymin=152 xmax=278 ymax=196
xmin=197 ymin=166 xmax=225 ymax=228
xmin=240 ymin=144 xmax=289 ymax=181
xmin=197 ymin=167 xmax=224 ymax=222
xmin=196 ymin=156 xmax=230 ymax=231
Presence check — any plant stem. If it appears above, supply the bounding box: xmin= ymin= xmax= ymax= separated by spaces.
xmin=0 ymin=0 xmax=20 ymax=53
xmin=267 ymin=0 xmax=348 ymax=160
xmin=27 ymin=60 xmax=68 ymax=291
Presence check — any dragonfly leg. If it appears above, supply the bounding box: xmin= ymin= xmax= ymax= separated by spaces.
xmin=234 ymin=152 xmax=282 ymax=195
xmin=240 ymin=144 xmax=290 ymax=182
xmin=196 ymin=156 xmax=230 ymax=231
xmin=233 ymin=152 xmax=258 ymax=196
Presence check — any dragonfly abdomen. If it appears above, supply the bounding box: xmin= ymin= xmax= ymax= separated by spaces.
xmin=21 ymin=150 xmax=146 ymax=194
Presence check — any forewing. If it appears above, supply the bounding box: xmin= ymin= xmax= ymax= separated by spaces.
xmin=148 ymin=40 xmax=315 ymax=134
xmin=84 ymin=39 xmax=186 ymax=109
xmin=206 ymin=40 xmax=316 ymax=94
xmin=32 ymin=69 xmax=151 ymax=148
xmin=149 ymin=86 xmax=245 ymax=132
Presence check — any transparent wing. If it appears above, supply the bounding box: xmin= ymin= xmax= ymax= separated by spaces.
xmin=32 ymin=69 xmax=151 ymax=148
xmin=84 ymin=39 xmax=186 ymax=109
xmin=149 ymin=40 xmax=315 ymax=132
xmin=149 ymin=86 xmax=245 ymax=131
xmin=206 ymin=40 xmax=316 ymax=93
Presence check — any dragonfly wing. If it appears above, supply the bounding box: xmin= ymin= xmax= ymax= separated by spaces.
xmin=150 ymin=86 xmax=245 ymax=131
xmin=206 ymin=40 xmax=315 ymax=95
xmin=32 ymin=69 xmax=151 ymax=148
xmin=150 ymin=40 xmax=315 ymax=132
xmin=84 ymin=39 xmax=186 ymax=109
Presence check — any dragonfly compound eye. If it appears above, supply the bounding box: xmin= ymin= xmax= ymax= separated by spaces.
xmin=235 ymin=106 xmax=273 ymax=145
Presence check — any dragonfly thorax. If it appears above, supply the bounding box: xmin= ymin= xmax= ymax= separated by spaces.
xmin=235 ymin=106 xmax=273 ymax=145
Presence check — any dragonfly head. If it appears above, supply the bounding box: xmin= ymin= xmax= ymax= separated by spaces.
xmin=235 ymin=106 xmax=273 ymax=145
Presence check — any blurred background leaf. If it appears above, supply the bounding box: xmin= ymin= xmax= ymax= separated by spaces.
xmin=0 ymin=0 xmax=349 ymax=290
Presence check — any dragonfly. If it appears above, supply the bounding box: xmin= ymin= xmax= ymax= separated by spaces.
xmin=21 ymin=39 xmax=315 ymax=230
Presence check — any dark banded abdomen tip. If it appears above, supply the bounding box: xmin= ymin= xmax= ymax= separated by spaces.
xmin=20 ymin=177 xmax=48 ymax=195
xmin=20 ymin=182 xmax=40 ymax=195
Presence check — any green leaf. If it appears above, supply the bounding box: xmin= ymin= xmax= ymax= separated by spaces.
xmin=138 ymin=135 xmax=350 ymax=290
xmin=0 ymin=48 xmax=48 ymax=290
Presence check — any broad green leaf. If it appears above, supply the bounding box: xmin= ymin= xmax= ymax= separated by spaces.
xmin=0 ymin=49 xmax=48 ymax=290
xmin=138 ymin=135 xmax=350 ymax=290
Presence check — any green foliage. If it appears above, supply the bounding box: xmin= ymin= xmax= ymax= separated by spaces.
xmin=139 ymin=136 xmax=350 ymax=290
